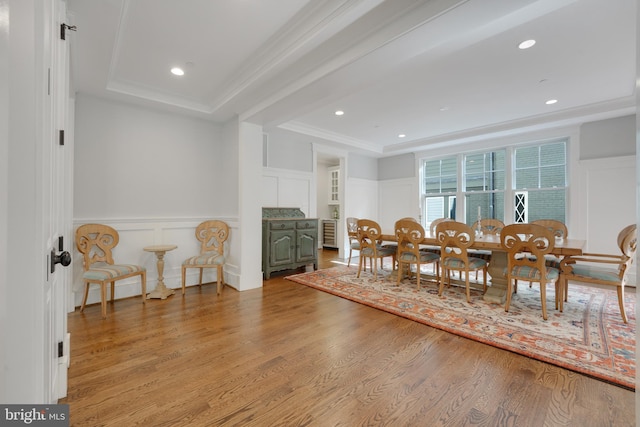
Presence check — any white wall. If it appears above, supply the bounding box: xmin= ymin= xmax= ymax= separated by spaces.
xmin=378 ymin=178 xmax=420 ymax=231
xmin=74 ymin=94 xmax=228 ymax=218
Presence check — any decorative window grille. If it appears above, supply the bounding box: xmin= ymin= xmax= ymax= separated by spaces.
xmin=514 ymin=191 xmax=528 ymax=223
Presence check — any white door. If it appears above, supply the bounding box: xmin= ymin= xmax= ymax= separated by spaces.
xmin=1 ymin=0 xmax=71 ymax=403
xmin=43 ymin=0 xmax=72 ymax=401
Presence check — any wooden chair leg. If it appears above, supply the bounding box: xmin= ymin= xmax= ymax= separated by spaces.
xmin=181 ymin=267 xmax=186 ymax=295
xmin=101 ymin=283 xmax=107 ymax=319
xmin=140 ymin=271 xmax=146 ymax=303
xmin=482 ymin=268 xmax=487 ymax=293
xmin=465 ymin=273 xmax=471 ymax=303
xmin=540 ymin=282 xmax=548 ymax=320
xmin=198 ymin=269 xmax=203 ymax=287
xmin=217 ymin=267 xmax=223 ymax=296
xmin=504 ymin=278 xmax=513 ymax=313
xmin=110 ymin=281 xmax=115 ymax=302
xmin=357 ymin=254 xmax=364 ymax=278
xmin=617 ymin=285 xmax=628 ymax=323
xmin=438 ymin=268 xmax=446 ymax=297
xmin=80 ymin=283 xmax=90 ymax=312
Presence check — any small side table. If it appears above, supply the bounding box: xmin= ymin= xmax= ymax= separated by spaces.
xmin=144 ymin=244 xmax=178 ymax=299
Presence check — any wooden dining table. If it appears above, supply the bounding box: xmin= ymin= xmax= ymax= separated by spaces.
xmin=379 ymin=231 xmax=585 ymax=304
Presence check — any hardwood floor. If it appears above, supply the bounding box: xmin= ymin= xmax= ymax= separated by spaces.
xmin=61 ymin=249 xmax=634 ymax=426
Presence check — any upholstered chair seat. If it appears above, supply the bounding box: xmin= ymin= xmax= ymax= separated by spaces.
xmin=183 ymin=251 xmax=225 ymax=267
xmin=82 ymin=262 xmax=145 ymax=282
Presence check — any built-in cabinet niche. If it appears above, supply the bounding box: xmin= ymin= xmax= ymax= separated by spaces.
xmin=328 ymin=166 xmax=340 ymax=205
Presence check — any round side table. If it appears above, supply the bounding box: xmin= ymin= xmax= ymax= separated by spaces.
xmin=144 ymin=244 xmax=178 ymax=299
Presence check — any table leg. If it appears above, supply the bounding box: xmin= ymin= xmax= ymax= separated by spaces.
xmin=147 ymin=250 xmax=175 ymax=299
xmin=483 ymin=250 xmax=508 ymax=304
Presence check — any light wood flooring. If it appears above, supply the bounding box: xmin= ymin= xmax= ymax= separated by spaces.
xmin=60 ymin=249 xmax=635 ymax=426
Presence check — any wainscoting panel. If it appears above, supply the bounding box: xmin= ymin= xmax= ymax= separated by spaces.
xmin=262 ymin=167 xmax=314 ymax=217
xmin=71 ymin=217 xmax=239 ymax=309
xmin=578 ymin=155 xmax=636 ymax=283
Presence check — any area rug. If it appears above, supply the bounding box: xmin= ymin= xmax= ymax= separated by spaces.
xmin=286 ymin=265 xmax=636 ymax=390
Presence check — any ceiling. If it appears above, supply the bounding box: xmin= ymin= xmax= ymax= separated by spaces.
xmin=67 ymin=0 xmax=636 ymax=157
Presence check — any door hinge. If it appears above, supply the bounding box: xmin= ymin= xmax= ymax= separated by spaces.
xmin=58 ymin=341 xmax=64 ymax=358
xmin=59 ymin=130 xmax=64 ymax=146
xmin=60 ymin=23 xmax=77 ymax=40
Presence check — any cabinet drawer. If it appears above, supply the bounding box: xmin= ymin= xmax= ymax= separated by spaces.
xmin=269 ymin=221 xmax=295 ymax=230
xmin=296 ymin=220 xmax=317 ymax=230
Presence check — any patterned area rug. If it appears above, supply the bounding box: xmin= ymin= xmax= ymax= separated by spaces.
xmin=287 ymin=265 xmax=636 ymax=390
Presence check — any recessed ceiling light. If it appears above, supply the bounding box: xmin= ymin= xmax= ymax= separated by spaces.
xmin=398 ymin=134 xmax=406 ymax=138
xmin=518 ymin=39 xmax=536 ymax=49
xmin=171 ymin=67 xmax=185 ymax=76
xmin=545 ymin=99 xmax=558 ymax=105
xmin=334 ymin=110 xmax=344 ymax=116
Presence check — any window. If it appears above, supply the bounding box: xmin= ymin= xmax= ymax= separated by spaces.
xmin=422 ymin=157 xmax=457 ymax=227
xmin=463 ymin=150 xmax=505 ymax=224
xmin=420 ymin=139 xmax=567 ymax=227
xmin=513 ymin=141 xmax=566 ymax=223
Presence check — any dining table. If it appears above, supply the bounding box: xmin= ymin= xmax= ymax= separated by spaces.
xmin=378 ymin=231 xmax=585 ymax=304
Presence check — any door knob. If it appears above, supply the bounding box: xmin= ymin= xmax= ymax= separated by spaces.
xmin=51 ymin=249 xmax=71 ymax=273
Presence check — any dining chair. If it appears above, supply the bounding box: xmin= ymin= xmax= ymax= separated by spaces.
xmin=182 ymin=220 xmax=229 ymax=296
xmin=471 ymin=218 xmax=505 ymax=235
xmin=395 ymin=219 xmax=440 ymax=290
xmin=435 ymin=221 xmax=487 ymax=303
xmin=75 ymin=224 xmax=147 ymax=319
xmin=346 ymin=217 xmax=361 ymax=267
xmin=500 ymin=223 xmax=559 ymax=320
xmin=429 ymin=217 xmax=454 ymax=236
xmin=468 ymin=218 xmax=504 ymax=279
xmin=559 ymin=224 xmax=636 ymax=323
xmin=529 ymin=219 xmax=569 ymax=289
xmin=419 ymin=217 xmax=454 ymax=257
xmin=383 ymin=217 xmax=418 ymax=266
xmin=356 ymin=219 xmax=395 ymax=279
xmin=531 ymin=219 xmax=568 ymax=240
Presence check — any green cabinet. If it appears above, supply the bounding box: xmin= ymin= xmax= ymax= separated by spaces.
xmin=262 ymin=208 xmax=318 ymax=279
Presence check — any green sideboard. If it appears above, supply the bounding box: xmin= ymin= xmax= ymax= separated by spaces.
xmin=262 ymin=208 xmax=318 ymax=279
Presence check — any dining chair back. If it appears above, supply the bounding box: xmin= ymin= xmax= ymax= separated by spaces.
xmin=435 ymin=221 xmax=487 ymax=303
xmin=75 ymin=223 xmax=147 ymax=319
xmin=346 ymin=217 xmax=359 ymax=267
xmin=531 ymin=219 xmax=568 ymax=239
xmin=356 ymin=219 xmax=395 ymax=279
xmin=182 ymin=220 xmax=229 ymax=296
xmin=471 ymin=218 xmax=505 ymax=235
xmin=529 ymin=219 xmax=569 ymax=292
xmin=500 ymin=223 xmax=559 ymax=320
xmin=429 ymin=217 xmax=454 ymax=236
xmin=559 ymin=224 xmax=636 ymax=323
xmin=395 ymin=219 xmax=440 ymax=290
